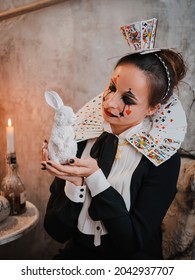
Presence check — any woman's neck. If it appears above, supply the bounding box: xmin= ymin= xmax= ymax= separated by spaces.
xmin=110 ymin=121 xmax=142 ymax=135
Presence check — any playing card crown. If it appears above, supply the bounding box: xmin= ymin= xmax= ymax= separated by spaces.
xmin=120 ymin=18 xmax=158 ymax=52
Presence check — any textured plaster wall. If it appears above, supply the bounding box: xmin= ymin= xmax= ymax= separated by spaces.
xmin=0 ymin=0 xmax=194 ymax=259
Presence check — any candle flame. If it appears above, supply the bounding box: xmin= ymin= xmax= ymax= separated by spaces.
xmin=8 ymin=118 xmax=12 ymax=127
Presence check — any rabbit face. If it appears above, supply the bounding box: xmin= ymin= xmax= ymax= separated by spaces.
xmin=54 ymin=106 xmax=76 ymax=126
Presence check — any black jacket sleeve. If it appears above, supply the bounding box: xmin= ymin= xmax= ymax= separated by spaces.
xmin=88 ymin=153 xmax=180 ymax=256
xmin=44 ymin=141 xmax=87 ymax=243
xmin=44 ymin=177 xmax=83 ymax=243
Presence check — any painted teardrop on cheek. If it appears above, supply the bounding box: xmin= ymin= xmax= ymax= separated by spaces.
xmin=125 ymin=105 xmax=132 ymax=116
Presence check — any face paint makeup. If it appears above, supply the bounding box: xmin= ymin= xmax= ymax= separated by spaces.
xmin=119 ymin=104 xmax=125 ymax=117
xmin=103 ymin=89 xmax=112 ymax=102
xmin=125 ymin=105 xmax=132 ymax=115
xmin=113 ymin=74 xmax=120 ymax=85
xmin=103 ymin=79 xmax=116 ymax=102
xmin=104 ymin=80 xmax=134 ymax=118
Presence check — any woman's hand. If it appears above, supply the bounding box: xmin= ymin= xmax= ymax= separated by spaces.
xmin=41 ymin=157 xmax=99 ymax=186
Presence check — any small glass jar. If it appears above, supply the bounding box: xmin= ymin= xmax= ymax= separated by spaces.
xmin=0 ymin=153 xmax=27 ymax=215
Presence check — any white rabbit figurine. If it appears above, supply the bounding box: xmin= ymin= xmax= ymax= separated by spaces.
xmin=45 ymin=90 xmax=77 ymax=164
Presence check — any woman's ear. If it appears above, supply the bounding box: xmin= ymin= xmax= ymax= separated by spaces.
xmin=146 ymin=103 xmax=161 ymax=116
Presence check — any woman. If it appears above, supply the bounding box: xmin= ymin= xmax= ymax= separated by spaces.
xmin=42 ymin=49 xmax=187 ymax=259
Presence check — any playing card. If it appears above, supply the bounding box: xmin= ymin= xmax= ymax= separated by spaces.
xmin=124 ymin=22 xmax=141 ymax=51
xmin=120 ymin=26 xmax=130 ymax=46
xmin=120 ymin=18 xmax=158 ymax=51
xmin=74 ymin=93 xmax=104 ymax=141
xmin=141 ymin=19 xmax=154 ymax=49
xmin=127 ymin=132 xmax=171 ymax=166
xmin=150 ymin=18 xmax=158 ymax=48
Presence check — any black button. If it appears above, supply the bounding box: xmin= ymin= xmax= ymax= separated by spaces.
xmin=96 ymin=226 xmax=100 ymax=230
xmin=80 ymin=188 xmax=84 ymax=192
xmin=79 ymin=194 xmax=83 ymax=198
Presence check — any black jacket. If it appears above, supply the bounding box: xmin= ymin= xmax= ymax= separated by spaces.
xmin=44 ymin=140 xmax=180 ymax=259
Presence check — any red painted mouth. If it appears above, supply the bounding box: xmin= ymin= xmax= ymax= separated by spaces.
xmin=104 ymin=109 xmax=118 ymax=118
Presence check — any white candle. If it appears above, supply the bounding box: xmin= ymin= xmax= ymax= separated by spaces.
xmin=6 ymin=118 xmax=15 ymax=153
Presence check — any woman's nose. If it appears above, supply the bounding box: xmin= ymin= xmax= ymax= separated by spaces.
xmin=106 ymin=92 xmax=121 ymax=108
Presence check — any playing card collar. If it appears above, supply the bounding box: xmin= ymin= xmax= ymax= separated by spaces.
xmin=74 ymin=92 xmax=185 ymax=166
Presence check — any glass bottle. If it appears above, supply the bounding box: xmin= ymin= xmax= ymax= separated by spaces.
xmin=0 ymin=153 xmax=27 ymax=215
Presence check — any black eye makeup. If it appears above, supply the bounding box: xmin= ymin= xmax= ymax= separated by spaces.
xmin=121 ymin=89 xmax=137 ymax=106
xmin=108 ymin=80 xmax=116 ymax=92
xmin=103 ymin=80 xmax=116 ymax=101
xmin=103 ymin=80 xmax=137 ymax=107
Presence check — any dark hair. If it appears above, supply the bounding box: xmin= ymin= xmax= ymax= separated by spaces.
xmin=114 ymin=49 xmax=187 ymax=107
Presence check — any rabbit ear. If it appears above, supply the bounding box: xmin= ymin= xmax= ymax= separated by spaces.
xmin=44 ymin=91 xmax=64 ymax=110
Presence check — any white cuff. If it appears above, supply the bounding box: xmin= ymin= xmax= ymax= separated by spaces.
xmin=85 ymin=169 xmax=110 ymax=197
xmin=65 ymin=182 xmax=86 ymax=203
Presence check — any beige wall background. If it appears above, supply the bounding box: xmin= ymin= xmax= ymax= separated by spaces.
xmin=0 ymin=0 xmax=194 ymax=259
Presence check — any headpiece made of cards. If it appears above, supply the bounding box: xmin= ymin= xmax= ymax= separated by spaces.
xmin=120 ymin=18 xmax=160 ymax=54
xmin=120 ymin=18 xmax=171 ymax=99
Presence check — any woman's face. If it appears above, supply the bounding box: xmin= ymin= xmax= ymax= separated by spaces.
xmin=102 ymin=63 xmax=158 ymax=135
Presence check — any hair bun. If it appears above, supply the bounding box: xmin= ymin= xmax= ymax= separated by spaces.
xmin=160 ymin=49 xmax=187 ymax=88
